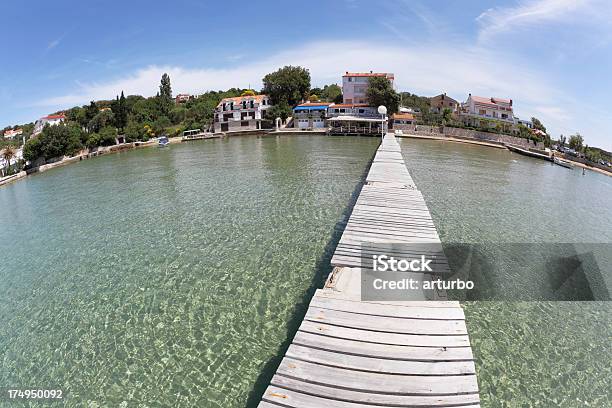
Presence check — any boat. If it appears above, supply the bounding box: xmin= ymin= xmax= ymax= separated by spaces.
xmin=553 ymin=157 xmax=574 ymax=169
xmin=158 ymin=136 xmax=170 ymax=147
xmin=506 ymin=144 xmax=552 ymax=162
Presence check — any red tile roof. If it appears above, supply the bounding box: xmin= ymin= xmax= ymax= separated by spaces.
xmin=44 ymin=114 xmax=66 ymax=120
xmin=471 ymin=95 xmax=512 ymax=106
xmin=392 ymin=113 xmax=415 ymax=120
xmin=343 ymin=72 xmax=394 ymax=79
xmin=217 ymin=94 xmax=268 ymax=107
xmin=330 ymin=103 xmax=372 ymax=108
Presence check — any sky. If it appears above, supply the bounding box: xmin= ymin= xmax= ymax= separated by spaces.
xmin=1 ymin=0 xmax=611 ymax=150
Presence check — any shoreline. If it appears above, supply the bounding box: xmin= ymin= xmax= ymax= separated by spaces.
xmin=396 ymin=132 xmax=507 ymax=149
xmin=399 ymin=132 xmax=612 ymax=177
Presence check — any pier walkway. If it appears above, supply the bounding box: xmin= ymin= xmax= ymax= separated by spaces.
xmin=259 ymin=134 xmax=480 ymax=407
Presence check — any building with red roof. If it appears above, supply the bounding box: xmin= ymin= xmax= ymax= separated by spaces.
xmin=33 ymin=113 xmax=66 ymax=136
xmin=213 ymin=94 xmax=271 ymax=133
xmin=342 ymin=71 xmax=394 ymax=105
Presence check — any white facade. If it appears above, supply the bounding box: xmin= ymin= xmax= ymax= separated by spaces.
xmin=462 ymin=95 xmax=514 ymax=123
xmin=213 ymin=95 xmax=271 ymax=133
xmin=33 ymin=114 xmax=66 ymax=136
xmin=342 ymin=72 xmax=394 ymax=105
xmin=3 ymin=128 xmax=22 ymax=139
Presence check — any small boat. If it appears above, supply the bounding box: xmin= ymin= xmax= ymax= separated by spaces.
xmin=158 ymin=136 xmax=170 ymax=147
xmin=553 ymin=157 xmax=574 ymax=169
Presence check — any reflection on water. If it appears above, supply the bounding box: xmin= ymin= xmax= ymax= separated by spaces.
xmin=0 ymin=135 xmax=378 ymax=407
xmin=399 ymin=138 xmax=612 ymax=406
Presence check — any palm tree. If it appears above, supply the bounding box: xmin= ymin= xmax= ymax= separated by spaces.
xmin=2 ymin=146 xmax=16 ymax=176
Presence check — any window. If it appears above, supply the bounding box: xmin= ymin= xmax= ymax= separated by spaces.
xmin=241 ymin=121 xmax=249 ymax=127
xmin=479 ymin=109 xmax=486 ymax=115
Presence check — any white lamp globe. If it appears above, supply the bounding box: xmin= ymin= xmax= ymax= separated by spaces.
xmin=377 ymin=105 xmax=387 ymax=115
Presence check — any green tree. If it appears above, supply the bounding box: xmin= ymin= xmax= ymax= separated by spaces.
xmin=23 ymin=123 xmax=83 ymax=162
xmin=2 ymin=145 xmax=16 ymax=175
xmin=320 ymin=84 xmax=342 ymax=103
xmin=124 ymin=121 xmax=146 ymax=142
xmin=531 ymin=117 xmax=547 ymax=133
xmin=23 ymin=137 xmax=43 ymax=163
xmin=568 ymin=133 xmax=584 ymax=151
xmin=85 ymin=101 xmax=98 ymax=129
xmin=159 ymin=73 xmax=173 ymax=115
xmin=262 ymin=66 xmax=311 ymax=106
xmin=88 ymin=110 xmax=115 ymax=133
xmin=111 ymin=91 xmax=128 ymax=130
xmin=366 ymin=77 xmax=400 ymax=115
xmin=266 ymin=100 xmax=292 ymax=122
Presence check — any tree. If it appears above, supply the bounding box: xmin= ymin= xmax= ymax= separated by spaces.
xmin=531 ymin=117 xmax=547 ymax=133
xmin=320 ymin=84 xmax=342 ymax=103
xmin=88 ymin=110 xmax=115 ymax=133
xmin=266 ymin=100 xmax=292 ymax=122
xmin=442 ymin=108 xmax=452 ymax=125
xmin=111 ymin=91 xmax=128 ymax=130
xmin=159 ymin=73 xmax=173 ymax=115
xmin=85 ymin=101 xmax=99 ymax=128
xmin=2 ymin=145 xmax=16 ymax=175
xmin=568 ymin=133 xmax=584 ymax=151
xmin=558 ymin=134 xmax=567 ymax=147
xmin=241 ymin=89 xmax=256 ymax=96
xmin=366 ymin=77 xmax=400 ymax=115
xmin=23 ymin=123 xmax=83 ymax=162
xmin=124 ymin=121 xmax=147 ymax=142
xmin=262 ymin=66 xmax=311 ymax=106
xmin=308 ymin=94 xmax=319 ymax=102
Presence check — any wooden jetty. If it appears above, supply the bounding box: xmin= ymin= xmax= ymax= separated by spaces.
xmin=259 ymin=134 xmax=480 ymax=407
xmin=181 ymin=132 xmax=220 ymax=141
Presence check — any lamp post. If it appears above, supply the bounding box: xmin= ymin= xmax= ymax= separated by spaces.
xmin=377 ymin=105 xmax=387 ymax=141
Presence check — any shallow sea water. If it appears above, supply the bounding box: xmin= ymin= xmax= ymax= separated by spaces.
xmin=399 ymin=138 xmax=612 ymax=406
xmin=0 ymin=135 xmax=378 ymax=407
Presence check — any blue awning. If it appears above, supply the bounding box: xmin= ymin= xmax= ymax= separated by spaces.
xmin=293 ymin=105 xmax=328 ymax=111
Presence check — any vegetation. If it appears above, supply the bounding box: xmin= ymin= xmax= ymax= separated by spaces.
xmin=366 ymin=77 xmax=400 ymax=115
xmin=262 ymin=65 xmax=311 ymax=106
xmin=568 ymin=133 xmax=584 ymax=151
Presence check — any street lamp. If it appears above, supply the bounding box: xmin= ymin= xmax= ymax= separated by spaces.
xmin=377 ymin=105 xmax=387 ymax=141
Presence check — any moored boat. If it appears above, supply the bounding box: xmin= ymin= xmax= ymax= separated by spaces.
xmin=158 ymin=136 xmax=170 ymax=147
xmin=554 ymin=157 xmax=574 ymax=169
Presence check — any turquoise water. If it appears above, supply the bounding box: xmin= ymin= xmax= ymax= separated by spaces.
xmin=1 ymin=135 xmax=610 ymax=407
xmin=0 ymin=136 xmax=379 ymax=407
xmin=399 ymin=138 xmax=612 ymax=406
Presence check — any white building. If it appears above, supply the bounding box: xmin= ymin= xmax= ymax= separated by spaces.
xmin=462 ymin=95 xmax=514 ymax=124
xmin=2 ymin=128 xmax=22 ymax=139
xmin=342 ymin=72 xmax=394 ymax=105
xmin=33 ymin=113 xmax=66 ymax=136
xmin=213 ymin=95 xmax=271 ymax=133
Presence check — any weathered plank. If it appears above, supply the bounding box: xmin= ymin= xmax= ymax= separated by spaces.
xmin=257 ymin=134 xmax=479 ymax=407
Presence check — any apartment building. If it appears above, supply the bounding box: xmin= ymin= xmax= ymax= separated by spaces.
xmin=33 ymin=113 xmax=66 ymax=136
xmin=213 ymin=95 xmax=271 ymax=133
xmin=342 ymin=72 xmax=394 ymax=105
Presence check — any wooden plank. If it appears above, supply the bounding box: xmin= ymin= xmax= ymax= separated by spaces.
xmin=267 ymin=379 xmax=481 ymax=407
xmin=276 ymin=358 xmax=480 ymax=395
xmin=310 ymin=296 xmax=464 ymax=319
xmin=299 ymin=319 xmax=471 ymax=347
xmin=305 ymin=307 xmax=468 ymax=335
xmin=293 ymin=331 xmax=474 ymax=361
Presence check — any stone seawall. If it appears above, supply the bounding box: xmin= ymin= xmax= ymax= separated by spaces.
xmin=397 ymin=125 xmax=544 ymax=150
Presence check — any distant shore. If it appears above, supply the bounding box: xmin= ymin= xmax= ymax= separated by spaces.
xmin=398 ymin=132 xmax=612 ymax=177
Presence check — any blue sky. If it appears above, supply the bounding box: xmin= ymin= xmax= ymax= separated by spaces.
xmin=2 ymin=0 xmax=611 ymax=150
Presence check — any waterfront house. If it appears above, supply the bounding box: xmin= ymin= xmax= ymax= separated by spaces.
xmin=429 ymin=93 xmax=459 ymax=113
xmin=213 ymin=95 xmax=271 ymax=133
xmin=175 ymin=93 xmax=191 ymax=104
xmin=328 ymin=103 xmax=378 ymax=118
xmin=516 ymin=118 xmax=533 ymax=129
xmin=33 ymin=113 xmax=66 ymax=136
xmin=2 ymin=128 xmax=23 ymax=139
xmin=342 ymin=71 xmax=394 ymax=105
xmin=460 ymin=94 xmax=514 ymax=129
xmin=391 ymin=113 xmax=416 ymax=130
xmin=293 ymin=102 xmax=332 ymax=129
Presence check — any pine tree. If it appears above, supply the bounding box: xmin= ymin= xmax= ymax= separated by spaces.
xmin=159 ymin=73 xmax=172 ymax=115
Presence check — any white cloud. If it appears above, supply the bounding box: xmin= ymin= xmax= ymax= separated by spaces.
xmin=32 ymin=40 xmax=609 ymax=149
xmin=476 ymin=0 xmax=596 ymax=41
